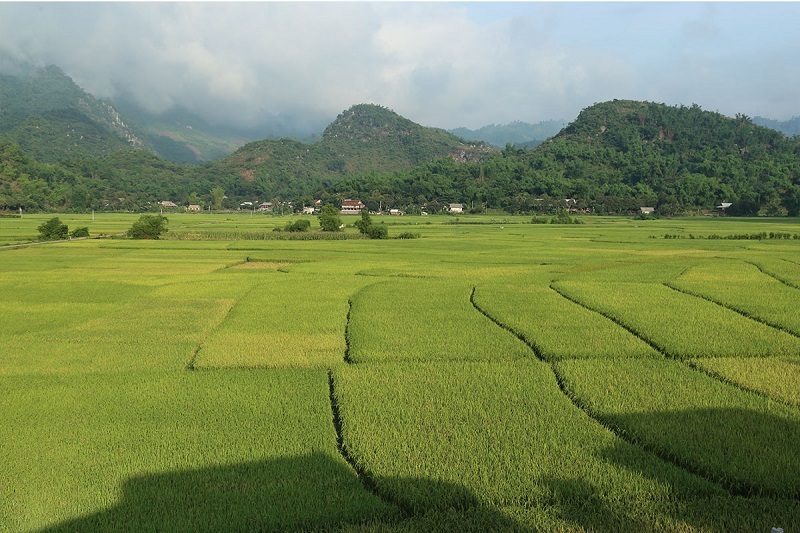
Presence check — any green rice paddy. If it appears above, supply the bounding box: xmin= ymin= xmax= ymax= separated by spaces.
xmin=2 ymin=212 xmax=799 ymax=531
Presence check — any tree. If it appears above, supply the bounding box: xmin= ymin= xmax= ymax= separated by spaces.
xmin=318 ymin=204 xmax=342 ymax=232
xmin=353 ymin=209 xmax=388 ymax=238
xmin=354 ymin=210 xmax=373 ymax=234
xmin=38 ymin=217 xmax=69 ymax=241
xmin=128 ymin=214 xmax=169 ymax=239
xmin=210 ymin=186 xmax=225 ymax=211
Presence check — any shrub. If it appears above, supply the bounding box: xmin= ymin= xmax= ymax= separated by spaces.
xmin=397 ymin=232 xmax=421 ymax=239
xmin=37 ymin=217 xmax=69 ymax=241
xmin=550 ymin=209 xmax=574 ymax=224
xmin=366 ymin=223 xmax=388 ymax=239
xmin=531 ymin=216 xmax=548 ymax=224
xmin=128 ymin=214 xmax=169 ymax=239
xmin=69 ymin=227 xmax=90 ymax=238
xmin=284 ymin=219 xmax=311 ymax=232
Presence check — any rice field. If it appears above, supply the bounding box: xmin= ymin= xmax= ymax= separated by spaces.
xmin=2 ymin=212 xmax=799 ymax=531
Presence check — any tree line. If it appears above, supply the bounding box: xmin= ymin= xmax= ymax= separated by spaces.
xmin=3 ymin=100 xmax=799 ymax=216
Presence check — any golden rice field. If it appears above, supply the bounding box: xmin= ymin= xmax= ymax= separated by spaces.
xmin=1 ymin=212 xmax=799 ymax=532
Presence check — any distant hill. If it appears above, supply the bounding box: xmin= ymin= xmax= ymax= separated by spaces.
xmin=0 ymin=64 xmax=259 ymax=164
xmin=111 ymin=99 xmax=254 ymax=164
xmin=449 ymin=120 xmax=565 ymax=149
xmin=753 ymin=116 xmax=800 ymax=138
xmin=211 ymin=104 xmax=495 ymax=199
xmin=3 ymin=99 xmax=799 ymax=217
xmin=0 ymin=65 xmax=148 ymax=162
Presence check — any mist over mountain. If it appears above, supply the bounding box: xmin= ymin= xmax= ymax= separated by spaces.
xmin=0 ymin=65 xmax=147 ymax=162
xmin=449 ymin=120 xmax=567 ymax=149
xmin=753 ymin=116 xmax=800 ymax=138
xmin=0 ymin=64 xmax=334 ymax=165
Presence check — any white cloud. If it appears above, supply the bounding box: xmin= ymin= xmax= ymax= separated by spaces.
xmin=1 ymin=2 xmax=799 ymax=131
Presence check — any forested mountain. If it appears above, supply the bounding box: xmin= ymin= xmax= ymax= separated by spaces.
xmin=316 ymin=100 xmax=800 ymax=216
xmin=109 ymin=101 xmax=246 ymax=164
xmin=0 ymin=65 xmax=259 ymax=164
xmin=2 ymin=99 xmax=800 ymax=216
xmin=449 ymin=120 xmax=566 ymax=149
xmin=0 ymin=65 xmax=148 ymax=162
xmin=207 ymin=104 xmax=494 ymax=201
xmin=754 ymin=116 xmax=800 ymax=138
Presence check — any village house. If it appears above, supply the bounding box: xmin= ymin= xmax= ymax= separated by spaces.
xmin=186 ymin=204 xmax=201 ymax=212
xmin=160 ymin=200 xmax=178 ymax=208
xmin=640 ymin=207 xmax=655 ymax=215
xmin=302 ymin=206 xmax=315 ymax=215
xmin=340 ymin=200 xmax=366 ymax=215
xmin=258 ymin=202 xmax=273 ymax=212
xmin=448 ymin=203 xmax=464 ymax=214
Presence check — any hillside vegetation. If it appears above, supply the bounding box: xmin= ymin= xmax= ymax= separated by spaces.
xmin=0 ymin=65 xmax=147 ymax=161
xmin=2 ymin=97 xmax=800 ymax=217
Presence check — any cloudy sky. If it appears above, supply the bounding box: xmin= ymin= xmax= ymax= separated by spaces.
xmin=1 ymin=2 xmax=799 ymax=131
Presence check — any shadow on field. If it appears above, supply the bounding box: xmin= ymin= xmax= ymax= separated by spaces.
xmin=538 ymin=408 xmax=800 ymax=533
xmin=602 ymin=407 xmax=800 ymax=500
xmin=38 ymin=451 xmax=522 ymax=532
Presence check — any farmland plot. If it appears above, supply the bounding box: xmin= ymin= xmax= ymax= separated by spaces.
xmin=0 ymin=369 xmax=394 ymax=532
xmin=552 ymin=280 xmax=800 ymax=358
xmin=749 ymin=255 xmax=800 ymax=289
xmin=3 ymin=215 xmax=800 ymax=531
xmin=669 ymin=259 xmax=800 ymax=336
xmin=194 ymin=272 xmax=372 ymax=369
xmin=556 ymin=358 xmax=800 ymax=499
xmin=472 ymin=281 xmax=659 ymax=360
xmin=347 ymin=279 xmax=531 ymax=363
xmin=332 ymin=361 xmax=799 ymax=531
xmin=689 ymin=356 xmax=800 ymax=406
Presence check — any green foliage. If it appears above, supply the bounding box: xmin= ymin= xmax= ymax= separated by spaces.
xmin=365 ymin=223 xmax=388 ymax=239
xmin=128 ymin=214 xmax=168 ymax=239
xmin=283 ymin=219 xmax=311 ymax=232
xmin=69 ymin=226 xmax=89 ymax=238
xmin=37 ymin=216 xmax=69 ymax=240
xmin=549 ymin=208 xmax=583 ymax=224
xmin=353 ymin=210 xmax=388 ymax=239
xmin=353 ymin=210 xmax=372 ymax=234
xmin=3 ymin=215 xmax=800 ymax=530
xmin=557 ymin=358 xmax=800 ymax=498
xmin=396 ymin=231 xmax=421 ymax=239
xmin=210 ymin=186 xmax=225 ymax=211
xmin=317 ymin=204 xmax=342 ymax=232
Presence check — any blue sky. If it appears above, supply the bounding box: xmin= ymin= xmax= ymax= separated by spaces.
xmin=1 ymin=2 xmax=798 ymax=131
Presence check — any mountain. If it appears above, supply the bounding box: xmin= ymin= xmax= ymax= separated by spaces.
xmin=449 ymin=120 xmax=566 ymax=149
xmin=753 ymin=116 xmax=800 ymax=138
xmin=486 ymin=99 xmax=800 ymax=215
xmin=0 ymin=64 xmax=263 ymax=164
xmin=3 ymin=99 xmax=799 ymax=217
xmin=211 ymin=104 xmax=495 ymax=199
xmin=110 ymin=99 xmax=253 ymax=164
xmin=0 ymin=65 xmax=148 ymax=162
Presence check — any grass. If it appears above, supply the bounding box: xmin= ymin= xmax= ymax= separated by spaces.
xmin=2 ymin=212 xmax=800 ymax=531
